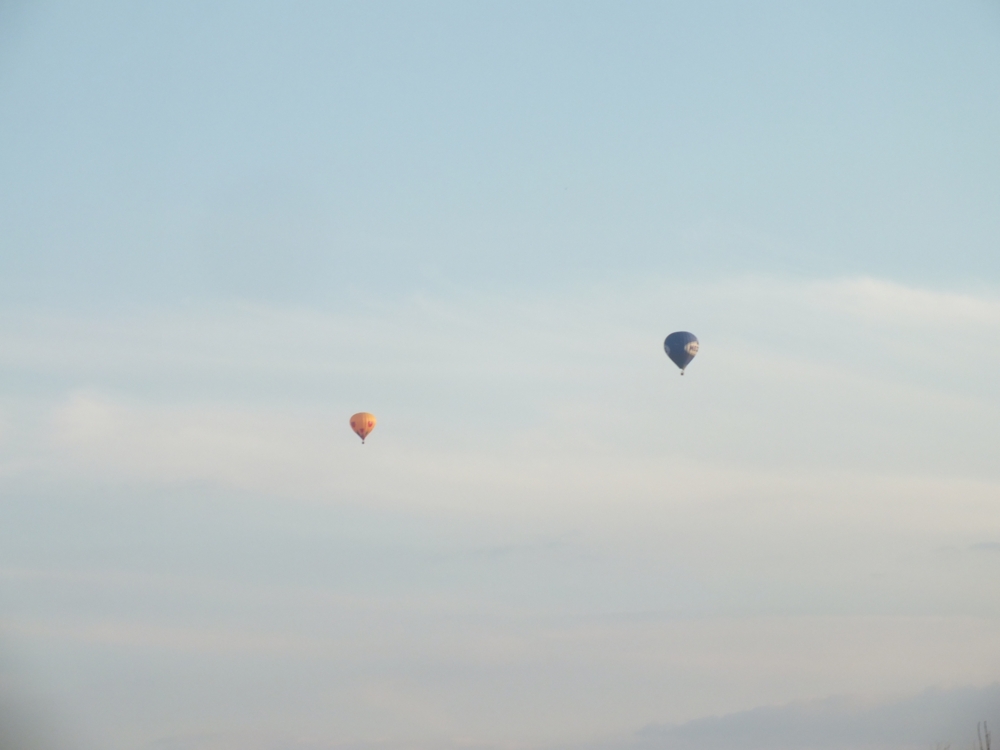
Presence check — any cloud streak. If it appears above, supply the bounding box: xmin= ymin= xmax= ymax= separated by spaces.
xmin=627 ymin=684 xmax=1000 ymax=750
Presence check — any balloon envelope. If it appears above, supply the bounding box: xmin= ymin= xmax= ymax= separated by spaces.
xmin=350 ymin=412 xmax=377 ymax=443
xmin=664 ymin=331 xmax=699 ymax=372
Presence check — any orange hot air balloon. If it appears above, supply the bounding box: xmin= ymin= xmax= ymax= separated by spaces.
xmin=350 ymin=412 xmax=377 ymax=444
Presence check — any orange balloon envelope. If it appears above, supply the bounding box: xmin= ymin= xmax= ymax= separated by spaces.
xmin=350 ymin=412 xmax=376 ymax=443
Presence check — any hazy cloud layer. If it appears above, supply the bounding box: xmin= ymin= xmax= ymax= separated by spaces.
xmin=2 ymin=276 xmax=1000 ymax=748
xmin=628 ymin=684 xmax=1000 ymax=750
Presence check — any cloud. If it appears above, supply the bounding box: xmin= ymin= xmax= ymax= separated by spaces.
xmin=0 ymin=273 xmax=993 ymax=477
xmin=6 ymin=591 xmax=1000 ymax=747
xmin=19 ymin=681 xmax=999 ymax=750
xmin=2 ymin=275 xmax=998 ymax=381
xmin=2 ymin=275 xmax=999 ymax=620
xmin=815 ymin=277 xmax=1000 ymax=327
xmin=4 ymin=275 xmax=1000 ymax=748
xmin=47 ymin=392 xmax=337 ymax=498
xmin=970 ymin=542 xmax=1000 ymax=553
xmin=624 ymin=683 xmax=1000 ymax=750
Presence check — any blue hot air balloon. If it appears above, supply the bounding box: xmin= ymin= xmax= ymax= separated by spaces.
xmin=664 ymin=331 xmax=699 ymax=374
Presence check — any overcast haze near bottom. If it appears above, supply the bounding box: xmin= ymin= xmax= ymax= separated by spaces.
xmin=1 ymin=274 xmax=999 ymax=749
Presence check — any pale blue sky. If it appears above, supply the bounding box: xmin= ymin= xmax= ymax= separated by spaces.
xmin=2 ymin=3 xmax=1000 ymax=750
xmin=3 ymin=1 xmax=1000 ymax=307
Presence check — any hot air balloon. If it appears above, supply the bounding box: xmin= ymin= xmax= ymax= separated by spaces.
xmin=350 ymin=412 xmax=377 ymax=443
xmin=664 ymin=331 xmax=699 ymax=374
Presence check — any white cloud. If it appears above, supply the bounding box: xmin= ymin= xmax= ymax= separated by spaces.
xmin=47 ymin=392 xmax=336 ymax=497
xmin=816 ymin=277 xmax=1000 ymax=326
xmin=5 ymin=603 xmax=1000 ymax=748
xmin=3 ymin=275 xmax=1000 ymax=749
xmin=4 ymin=276 xmax=1000 ymax=618
xmin=626 ymin=683 xmax=1000 ymax=750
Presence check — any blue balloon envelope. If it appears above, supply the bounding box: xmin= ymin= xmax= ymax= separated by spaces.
xmin=664 ymin=331 xmax=699 ymax=373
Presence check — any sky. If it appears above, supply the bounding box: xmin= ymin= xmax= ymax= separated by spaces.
xmin=1 ymin=2 xmax=1000 ymax=749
